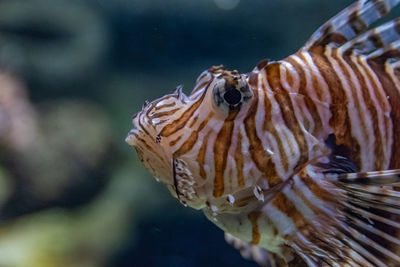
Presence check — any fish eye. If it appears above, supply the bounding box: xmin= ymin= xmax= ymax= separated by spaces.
xmin=212 ymin=78 xmax=252 ymax=112
xmin=223 ymin=88 xmax=242 ymax=105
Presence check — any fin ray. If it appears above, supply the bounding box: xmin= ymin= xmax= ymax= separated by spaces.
xmin=348 ymin=214 xmax=400 ymax=246
xmin=289 ymin=167 xmax=400 ymax=266
xmin=342 ymin=220 xmax=400 ymax=262
xmin=336 ymin=169 xmax=400 ymax=265
xmin=304 ymin=0 xmax=400 ymax=50
xmin=341 ymin=234 xmax=387 ymax=267
xmin=347 ymin=193 xmax=400 ymax=214
xmin=340 ymin=18 xmax=400 ymax=54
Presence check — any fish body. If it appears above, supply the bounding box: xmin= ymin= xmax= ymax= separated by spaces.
xmin=126 ymin=1 xmax=400 ymax=266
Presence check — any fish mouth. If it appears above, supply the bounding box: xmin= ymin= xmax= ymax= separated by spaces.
xmin=171 ymin=157 xmax=205 ymax=209
xmin=172 ymin=157 xmax=184 ymax=205
xmin=125 ymin=128 xmax=139 ymax=146
xmin=125 ymin=113 xmax=141 ymax=146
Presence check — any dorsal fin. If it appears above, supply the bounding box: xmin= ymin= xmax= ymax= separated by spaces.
xmin=303 ymin=0 xmax=400 ymax=50
xmin=339 ymin=18 xmax=400 ymax=55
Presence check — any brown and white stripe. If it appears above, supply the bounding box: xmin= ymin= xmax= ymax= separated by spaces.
xmin=127 ymin=0 xmax=400 ymax=265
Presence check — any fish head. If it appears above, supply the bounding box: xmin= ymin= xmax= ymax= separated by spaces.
xmin=126 ymin=65 xmax=256 ymax=209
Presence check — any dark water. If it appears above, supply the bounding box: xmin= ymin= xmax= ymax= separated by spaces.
xmin=110 ymin=208 xmax=259 ymax=267
xmin=0 ymin=0 xmax=373 ymax=266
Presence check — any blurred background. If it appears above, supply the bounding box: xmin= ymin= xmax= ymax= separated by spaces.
xmin=0 ymin=0 xmax=358 ymax=266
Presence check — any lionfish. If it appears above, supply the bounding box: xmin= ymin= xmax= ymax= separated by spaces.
xmin=126 ymin=0 xmax=400 ymax=266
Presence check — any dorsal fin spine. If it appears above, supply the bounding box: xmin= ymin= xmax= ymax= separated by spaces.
xmin=304 ymin=0 xmax=400 ymax=50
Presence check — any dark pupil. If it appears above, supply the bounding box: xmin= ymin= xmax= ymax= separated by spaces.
xmin=223 ymin=89 xmax=241 ymax=105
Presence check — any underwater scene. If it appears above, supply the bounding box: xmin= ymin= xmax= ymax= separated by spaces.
xmin=3 ymin=0 xmax=400 ymax=266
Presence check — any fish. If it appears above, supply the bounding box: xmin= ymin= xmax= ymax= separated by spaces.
xmin=126 ymin=0 xmax=400 ymax=266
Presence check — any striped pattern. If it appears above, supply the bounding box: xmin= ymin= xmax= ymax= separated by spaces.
xmin=304 ymin=0 xmax=400 ymax=49
xmin=126 ymin=0 xmax=400 ymax=265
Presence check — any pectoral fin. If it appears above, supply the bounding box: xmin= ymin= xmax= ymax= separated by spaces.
xmin=288 ymin=167 xmax=400 ymax=266
xmin=224 ymin=233 xmax=272 ymax=266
